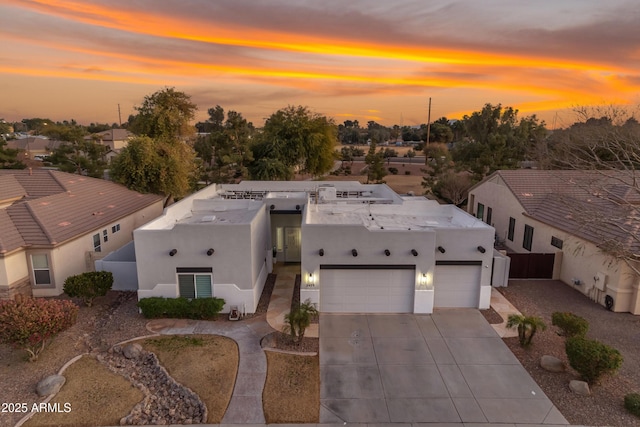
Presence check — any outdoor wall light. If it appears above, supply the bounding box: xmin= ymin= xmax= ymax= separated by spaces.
xmin=384 ymin=249 xmax=391 ymax=256
xmin=207 ymin=248 xmax=215 ymax=256
xmin=437 ymin=246 xmax=446 ymax=253
xmin=411 ymin=249 xmax=418 ymax=256
xmin=169 ymin=249 xmax=178 ymax=256
xmin=477 ymin=246 xmax=486 ymax=254
xmin=420 ymin=273 xmax=428 ymax=287
xmin=319 ymin=248 xmax=325 ymax=256
xmin=308 ymin=273 xmax=315 ymax=286
xmin=296 ymin=204 xmax=301 ymax=211
xmin=270 ymin=204 xmax=275 ymax=210
xmin=352 ymin=249 xmax=358 ymax=257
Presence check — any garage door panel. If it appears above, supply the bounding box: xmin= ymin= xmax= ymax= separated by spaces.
xmin=434 ymin=265 xmax=481 ymax=308
xmin=320 ymin=268 xmax=414 ymax=313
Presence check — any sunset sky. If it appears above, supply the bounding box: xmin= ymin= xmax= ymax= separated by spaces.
xmin=1 ymin=0 xmax=639 ymax=128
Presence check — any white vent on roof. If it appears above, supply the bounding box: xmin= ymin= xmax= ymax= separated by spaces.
xmin=201 ymin=215 xmax=216 ymax=222
xmin=212 ymin=206 xmax=227 ymax=212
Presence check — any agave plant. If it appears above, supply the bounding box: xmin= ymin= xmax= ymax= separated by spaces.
xmin=506 ymin=314 xmax=547 ymax=347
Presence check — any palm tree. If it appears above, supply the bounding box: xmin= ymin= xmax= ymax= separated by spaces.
xmin=506 ymin=314 xmax=547 ymax=347
xmin=283 ymin=299 xmax=318 ymax=344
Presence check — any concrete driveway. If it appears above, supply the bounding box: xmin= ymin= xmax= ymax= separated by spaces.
xmin=319 ymin=310 xmax=569 ymax=425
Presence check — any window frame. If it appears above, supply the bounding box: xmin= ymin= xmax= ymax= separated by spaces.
xmin=93 ymin=233 xmax=101 ymax=252
xmin=111 ymin=224 xmax=121 ymax=233
xmin=103 ymin=229 xmax=108 ymax=243
xmin=523 ymin=224 xmax=534 ymax=251
xmin=508 ymin=217 xmax=515 ymax=241
xmin=551 ymin=236 xmax=563 ymax=249
xmin=177 ymin=273 xmax=213 ymax=299
xmin=476 ymin=203 xmax=484 ymax=221
xmin=486 ymin=206 xmax=492 ymax=225
xmin=30 ymin=253 xmax=53 ymax=287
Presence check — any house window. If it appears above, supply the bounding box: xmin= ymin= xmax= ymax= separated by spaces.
xmin=103 ymin=229 xmax=108 ymax=243
xmin=508 ymin=217 xmax=515 ymax=241
xmin=93 ymin=233 xmax=101 ymax=252
xmin=486 ymin=207 xmax=492 ymax=225
xmin=476 ymin=203 xmax=484 ymax=220
xmin=551 ymin=236 xmax=563 ymax=249
xmin=31 ymin=254 xmax=52 ymax=286
xmin=178 ymin=274 xmax=212 ymax=299
xmin=523 ymin=225 xmax=534 ymax=251
xmin=111 ymin=224 xmax=121 ymax=233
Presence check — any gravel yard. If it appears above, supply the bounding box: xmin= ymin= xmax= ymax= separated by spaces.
xmin=498 ymin=280 xmax=640 ymax=427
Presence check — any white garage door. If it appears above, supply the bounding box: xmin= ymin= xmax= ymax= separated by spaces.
xmin=433 ymin=265 xmax=481 ymax=308
xmin=320 ymin=268 xmax=415 ymax=313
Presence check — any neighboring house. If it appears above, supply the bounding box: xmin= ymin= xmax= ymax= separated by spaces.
xmin=7 ymin=137 xmax=64 ymax=160
xmin=86 ymin=129 xmax=134 ymax=163
xmin=468 ymin=170 xmax=640 ymax=314
xmin=134 ymin=181 xmax=495 ymax=314
xmin=0 ymin=169 xmax=164 ymax=299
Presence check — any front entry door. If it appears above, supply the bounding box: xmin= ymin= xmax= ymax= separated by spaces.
xmin=284 ymin=227 xmax=301 ymax=262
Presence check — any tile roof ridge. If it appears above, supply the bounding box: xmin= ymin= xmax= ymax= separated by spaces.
xmin=48 ymin=170 xmax=69 ymax=192
xmin=24 ymin=201 xmax=57 ymax=245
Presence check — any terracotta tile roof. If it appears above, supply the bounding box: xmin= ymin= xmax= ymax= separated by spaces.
xmin=0 ymin=170 xmax=163 ymax=254
xmin=488 ymin=170 xmax=640 ymax=254
xmin=0 ymin=175 xmax=27 ymax=204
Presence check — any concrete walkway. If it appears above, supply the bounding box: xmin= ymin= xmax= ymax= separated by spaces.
xmin=147 ymin=316 xmax=272 ymax=424
xmin=266 ymin=263 xmax=318 ymax=338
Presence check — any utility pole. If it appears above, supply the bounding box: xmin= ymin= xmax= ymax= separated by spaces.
xmin=118 ymin=104 xmax=122 ymax=127
xmin=425 ymin=97 xmax=431 ymax=165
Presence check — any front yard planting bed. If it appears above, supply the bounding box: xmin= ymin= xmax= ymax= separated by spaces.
xmin=140 ymin=335 xmax=238 ymax=423
xmin=262 ymin=350 xmax=319 ymax=423
xmin=24 ymin=355 xmax=143 ymax=427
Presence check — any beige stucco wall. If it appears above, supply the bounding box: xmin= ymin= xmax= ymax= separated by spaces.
xmin=0 ymin=250 xmax=29 ymax=287
xmin=30 ymin=200 xmax=163 ymax=297
xmin=470 ymin=177 xmax=640 ymax=314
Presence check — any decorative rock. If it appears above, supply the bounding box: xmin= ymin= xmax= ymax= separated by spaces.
xmin=36 ymin=375 xmax=66 ymax=396
xmin=540 ymin=355 xmax=565 ymax=373
xmin=569 ymin=380 xmax=591 ymax=396
xmin=123 ymin=343 xmax=143 ymax=359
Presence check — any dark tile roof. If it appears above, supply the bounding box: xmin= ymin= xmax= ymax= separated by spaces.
xmin=0 ymin=170 xmax=163 ymax=254
xmin=485 ymin=170 xmax=640 ymax=254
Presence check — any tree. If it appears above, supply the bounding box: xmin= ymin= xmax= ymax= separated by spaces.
xmin=506 ymin=314 xmax=546 ymax=347
xmin=282 ymin=299 xmax=318 ymax=344
xmin=540 ymin=105 xmax=640 ymax=276
xmin=111 ymin=136 xmax=195 ymax=201
xmin=129 ymin=87 xmax=197 ymax=140
xmin=365 ymin=140 xmax=386 ymax=183
xmin=0 ymin=139 xmax=25 ymax=169
xmin=42 ymin=122 xmax=108 ymax=177
xmin=451 ymin=104 xmax=546 ymax=180
xmin=422 ymin=143 xmax=453 ymax=192
xmin=250 ymin=106 xmax=337 ymax=179
xmin=433 ymin=171 xmax=473 ymax=206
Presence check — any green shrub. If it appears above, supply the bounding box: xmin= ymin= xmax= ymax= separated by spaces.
xmin=625 ymin=393 xmax=640 ymax=418
xmin=388 ymin=167 xmax=398 ymax=175
xmin=552 ymin=312 xmax=589 ymax=337
xmin=0 ymin=297 xmax=78 ymax=361
xmin=137 ymin=297 xmax=225 ymax=320
xmin=565 ymin=336 xmax=623 ymax=384
xmin=63 ymin=271 xmax=113 ymax=306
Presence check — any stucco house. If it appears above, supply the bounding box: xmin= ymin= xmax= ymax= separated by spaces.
xmin=0 ymin=169 xmax=164 ymax=299
xmin=134 ymin=181 xmax=496 ymax=314
xmin=468 ymin=170 xmax=640 ymax=314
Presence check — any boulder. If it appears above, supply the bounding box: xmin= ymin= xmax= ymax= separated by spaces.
xmin=569 ymin=380 xmax=591 ymax=396
xmin=123 ymin=343 xmax=143 ymax=359
xmin=36 ymin=375 xmax=66 ymax=397
xmin=540 ymin=355 xmax=565 ymax=373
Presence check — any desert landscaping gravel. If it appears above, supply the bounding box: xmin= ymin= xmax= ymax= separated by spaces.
xmin=3 ymin=279 xmax=640 ymax=426
xmin=498 ymin=280 xmax=640 ymax=427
